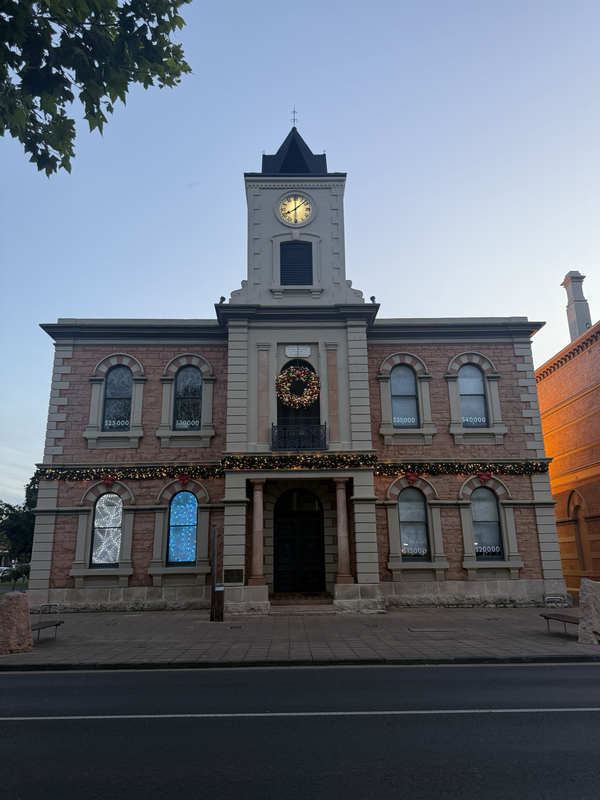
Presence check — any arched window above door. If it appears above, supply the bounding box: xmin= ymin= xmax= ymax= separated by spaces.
xmin=273 ymin=360 xmax=324 ymax=450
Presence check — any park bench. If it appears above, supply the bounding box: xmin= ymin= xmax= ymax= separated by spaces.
xmin=31 ymin=603 xmax=64 ymax=640
xmin=540 ymin=596 xmax=579 ymax=634
xmin=540 ymin=612 xmax=580 ymax=634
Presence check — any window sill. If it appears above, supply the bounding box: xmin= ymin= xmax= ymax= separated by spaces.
xmin=449 ymin=423 xmax=507 ymax=445
xmin=70 ymin=567 xmax=133 ymax=578
xmin=380 ymin=422 xmax=437 ymax=446
xmin=462 ymin=557 xmax=523 ymax=581
xmin=148 ymin=562 xmax=210 ymax=587
xmin=388 ymin=557 xmax=449 ymax=582
xmin=156 ymin=426 xmax=215 ymax=448
xmin=69 ymin=565 xmax=133 ymax=589
xmin=83 ymin=428 xmax=143 ymax=449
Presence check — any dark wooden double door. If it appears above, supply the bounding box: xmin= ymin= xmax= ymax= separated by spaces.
xmin=274 ymin=509 xmax=326 ymax=594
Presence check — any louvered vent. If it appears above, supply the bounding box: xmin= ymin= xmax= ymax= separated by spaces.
xmin=279 ymin=139 xmax=310 ymax=173
xmin=280 ymin=241 xmax=313 ymax=285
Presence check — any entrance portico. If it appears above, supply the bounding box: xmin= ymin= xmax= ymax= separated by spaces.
xmin=221 ymin=469 xmax=383 ymax=615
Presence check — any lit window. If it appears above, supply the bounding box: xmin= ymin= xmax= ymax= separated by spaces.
xmin=391 ymin=365 xmax=419 ymax=428
xmin=103 ymin=366 xmax=133 ymax=431
xmin=167 ymin=492 xmax=198 ymax=564
xmin=174 ymin=367 xmax=202 ymax=431
xmin=91 ymin=493 xmax=123 ymax=566
xmin=398 ymin=488 xmax=430 ymax=559
xmin=471 ymin=487 xmax=503 ymax=559
xmin=458 ymin=365 xmax=488 ymax=428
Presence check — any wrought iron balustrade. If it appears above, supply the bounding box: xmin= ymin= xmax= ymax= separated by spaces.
xmin=271 ymin=424 xmax=327 ymax=451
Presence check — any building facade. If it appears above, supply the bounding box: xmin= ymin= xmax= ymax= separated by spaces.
xmin=28 ymin=128 xmax=567 ymax=613
xmin=535 ymin=273 xmax=600 ymax=602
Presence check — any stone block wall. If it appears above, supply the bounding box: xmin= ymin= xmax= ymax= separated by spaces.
xmin=44 ymin=343 xmax=228 ymax=465
xmin=367 ymin=341 xmax=540 ymax=459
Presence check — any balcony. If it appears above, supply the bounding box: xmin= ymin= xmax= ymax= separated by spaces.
xmin=271 ymin=424 xmax=327 ymax=451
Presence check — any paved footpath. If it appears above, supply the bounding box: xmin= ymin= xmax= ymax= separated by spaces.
xmin=1 ymin=607 xmax=597 ymax=670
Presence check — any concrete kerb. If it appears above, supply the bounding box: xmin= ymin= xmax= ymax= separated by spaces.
xmin=1 ymin=654 xmax=600 ymax=672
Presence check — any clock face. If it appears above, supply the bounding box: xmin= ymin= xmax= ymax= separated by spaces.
xmin=279 ymin=194 xmax=313 ymax=225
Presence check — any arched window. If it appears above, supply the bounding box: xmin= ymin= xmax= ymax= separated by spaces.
xmin=458 ymin=365 xmax=488 ymax=428
xmin=471 ymin=487 xmax=503 ymax=559
xmin=398 ymin=487 xmax=430 ymax=559
xmin=102 ymin=366 xmax=133 ymax=432
xmin=391 ymin=365 xmax=420 ymax=428
xmin=276 ymin=360 xmax=321 ymax=427
xmin=167 ymin=491 xmax=198 ymax=565
xmin=91 ymin=493 xmax=123 ymax=566
xmin=173 ymin=366 xmax=202 ymax=431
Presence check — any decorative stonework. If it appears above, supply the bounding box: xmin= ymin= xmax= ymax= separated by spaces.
xmin=536 ymin=326 xmax=600 ymax=382
xmin=84 ymin=353 xmax=146 ymax=449
xmin=156 ymin=353 xmax=216 ymax=448
xmin=445 ymin=352 xmax=497 ymax=377
xmin=378 ymin=351 xmax=437 ymax=446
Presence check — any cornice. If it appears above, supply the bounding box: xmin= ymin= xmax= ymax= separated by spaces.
xmin=368 ymin=317 xmax=545 ymax=341
xmin=535 ymin=322 xmax=600 ymax=383
xmin=40 ymin=319 xmax=227 ymax=343
xmin=215 ymin=303 xmax=380 ymax=326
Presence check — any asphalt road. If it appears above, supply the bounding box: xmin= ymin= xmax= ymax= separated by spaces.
xmin=1 ymin=664 xmax=599 ymax=800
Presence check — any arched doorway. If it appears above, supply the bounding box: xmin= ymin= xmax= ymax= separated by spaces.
xmin=273 ymin=489 xmax=325 ymax=593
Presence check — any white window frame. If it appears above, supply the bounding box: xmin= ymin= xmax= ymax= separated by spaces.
xmin=147 ymin=480 xmax=211 ymax=585
xmin=83 ymin=354 xmax=146 ymax=449
xmin=156 ymin=355 xmax=216 ymax=448
xmin=378 ymin=353 xmax=437 ymax=445
xmin=446 ymin=353 xmax=507 ymax=444
xmin=458 ymin=477 xmax=524 ymax=580
xmin=386 ymin=476 xmax=449 ymax=581
xmin=69 ymin=481 xmax=135 ymax=587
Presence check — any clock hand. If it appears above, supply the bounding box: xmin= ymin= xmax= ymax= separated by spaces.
xmin=290 ymin=199 xmax=309 ymax=213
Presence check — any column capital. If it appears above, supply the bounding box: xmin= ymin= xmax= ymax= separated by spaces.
xmin=250 ymin=478 xmax=266 ymax=487
xmin=334 ymin=477 xmax=348 ymax=487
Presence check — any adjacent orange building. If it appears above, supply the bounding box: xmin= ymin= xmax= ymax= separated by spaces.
xmin=536 ymin=272 xmax=600 ymax=601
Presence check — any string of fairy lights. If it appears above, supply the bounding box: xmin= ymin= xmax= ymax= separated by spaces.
xmin=35 ymin=456 xmax=549 ymax=484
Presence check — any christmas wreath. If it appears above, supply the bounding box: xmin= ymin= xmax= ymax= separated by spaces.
xmin=276 ymin=366 xmax=320 ymax=409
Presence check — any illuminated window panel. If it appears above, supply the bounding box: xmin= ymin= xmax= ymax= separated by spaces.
xmin=167 ymin=491 xmax=198 ymax=564
xmin=91 ymin=493 xmax=123 ymax=566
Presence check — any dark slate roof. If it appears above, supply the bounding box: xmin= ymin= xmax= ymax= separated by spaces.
xmin=261 ymin=127 xmax=328 ymax=175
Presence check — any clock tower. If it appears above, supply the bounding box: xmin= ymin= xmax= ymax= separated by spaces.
xmin=229 ymin=127 xmax=365 ymax=305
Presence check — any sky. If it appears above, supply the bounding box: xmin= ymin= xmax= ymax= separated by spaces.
xmin=1 ymin=0 xmax=598 ymax=505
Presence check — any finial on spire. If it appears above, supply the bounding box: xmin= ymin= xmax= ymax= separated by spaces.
xmin=291 ymin=106 xmax=298 ymax=126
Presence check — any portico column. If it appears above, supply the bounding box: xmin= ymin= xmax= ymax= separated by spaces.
xmin=334 ymin=478 xmax=354 ymax=584
xmin=248 ymin=479 xmax=266 ymax=586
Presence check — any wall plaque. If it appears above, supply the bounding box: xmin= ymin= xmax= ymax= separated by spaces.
xmin=285 ymin=345 xmax=311 ymax=358
xmin=223 ymin=569 xmax=244 ymax=584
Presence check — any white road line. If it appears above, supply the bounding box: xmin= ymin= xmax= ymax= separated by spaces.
xmin=1 ymin=708 xmax=600 ymax=721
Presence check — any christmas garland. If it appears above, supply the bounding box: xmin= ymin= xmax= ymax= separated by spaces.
xmin=222 ymin=453 xmax=378 ymax=471
xmin=275 ymin=366 xmax=320 ymax=409
xmin=373 ymin=461 xmax=549 ymax=477
xmin=35 ymin=458 xmax=548 ymax=483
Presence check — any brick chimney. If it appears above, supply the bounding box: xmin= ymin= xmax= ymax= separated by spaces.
xmin=562 ymin=271 xmax=592 ymax=342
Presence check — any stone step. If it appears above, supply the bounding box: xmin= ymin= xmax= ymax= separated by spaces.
xmin=269 ymin=604 xmax=335 ymax=615
xmin=270 ymin=593 xmax=333 ymax=606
